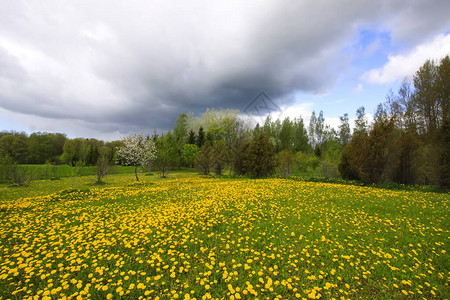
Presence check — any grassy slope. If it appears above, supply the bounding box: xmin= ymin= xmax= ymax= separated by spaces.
xmin=0 ymin=173 xmax=448 ymax=299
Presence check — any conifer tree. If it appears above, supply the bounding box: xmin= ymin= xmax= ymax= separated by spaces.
xmin=244 ymin=132 xmax=276 ymax=177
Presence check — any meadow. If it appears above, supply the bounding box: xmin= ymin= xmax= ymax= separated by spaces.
xmin=11 ymin=165 xmax=138 ymax=181
xmin=0 ymin=173 xmax=448 ymax=299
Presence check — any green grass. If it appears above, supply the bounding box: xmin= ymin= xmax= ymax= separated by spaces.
xmin=13 ymin=164 xmax=139 ymax=181
xmin=0 ymin=173 xmax=448 ymax=299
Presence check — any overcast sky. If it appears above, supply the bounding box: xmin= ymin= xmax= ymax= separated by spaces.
xmin=1 ymin=0 xmax=450 ymax=140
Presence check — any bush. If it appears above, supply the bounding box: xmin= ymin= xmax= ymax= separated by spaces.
xmin=0 ymin=155 xmax=32 ymax=186
xmin=0 ymin=156 xmax=12 ymax=182
xmin=8 ymin=165 xmax=32 ymax=186
xmin=296 ymin=151 xmax=319 ymax=173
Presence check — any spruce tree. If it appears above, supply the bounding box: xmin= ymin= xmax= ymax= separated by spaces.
xmin=187 ymin=130 xmax=196 ymax=145
xmin=244 ymin=132 xmax=276 ymax=177
xmin=197 ymin=127 xmax=205 ymax=148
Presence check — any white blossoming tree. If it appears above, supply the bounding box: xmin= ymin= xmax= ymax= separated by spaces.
xmin=116 ymin=134 xmax=156 ymax=181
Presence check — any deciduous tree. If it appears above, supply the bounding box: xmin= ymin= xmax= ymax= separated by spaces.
xmin=278 ymin=150 xmax=295 ymax=177
xmin=182 ymin=144 xmax=200 ymax=168
xmin=116 ymin=134 xmax=156 ymax=181
xmin=338 ymin=113 xmax=351 ymax=145
xmin=154 ymin=132 xmax=177 ymax=178
xmin=195 ymin=141 xmax=214 ymax=175
xmin=211 ymin=140 xmax=229 ymax=175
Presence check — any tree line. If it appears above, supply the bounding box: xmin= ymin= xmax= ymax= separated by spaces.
xmin=339 ymin=55 xmax=449 ymax=187
xmin=0 ymin=56 xmax=449 ymax=187
xmin=0 ymin=132 xmax=121 ymax=166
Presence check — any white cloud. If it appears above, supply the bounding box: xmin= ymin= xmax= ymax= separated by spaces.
xmin=361 ymin=34 xmax=450 ymax=84
xmin=353 ymin=83 xmax=364 ymax=93
xmin=325 ymin=113 xmax=373 ymax=132
xmin=280 ymin=102 xmax=314 ymax=122
xmin=324 ymin=117 xmax=342 ymax=131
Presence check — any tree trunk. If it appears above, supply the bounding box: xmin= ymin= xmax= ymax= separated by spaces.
xmin=135 ymin=165 xmax=139 ymax=181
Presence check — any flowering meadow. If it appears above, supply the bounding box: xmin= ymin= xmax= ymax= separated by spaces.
xmin=0 ymin=175 xmax=449 ymax=299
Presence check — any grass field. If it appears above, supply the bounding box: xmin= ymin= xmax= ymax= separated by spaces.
xmin=11 ymin=165 xmax=139 ymax=181
xmin=0 ymin=173 xmax=448 ymax=299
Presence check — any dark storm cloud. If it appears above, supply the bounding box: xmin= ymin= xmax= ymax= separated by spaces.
xmin=0 ymin=0 xmax=449 ymax=138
